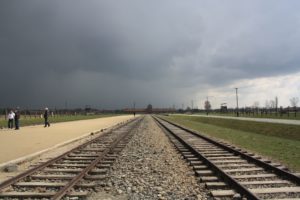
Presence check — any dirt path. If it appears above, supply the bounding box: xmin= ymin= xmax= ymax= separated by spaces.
xmin=0 ymin=115 xmax=134 ymax=164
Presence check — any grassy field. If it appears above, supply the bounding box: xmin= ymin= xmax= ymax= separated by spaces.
xmin=163 ymin=115 xmax=300 ymax=171
xmin=196 ymin=112 xmax=300 ymax=120
xmin=0 ymin=114 xmax=121 ymax=128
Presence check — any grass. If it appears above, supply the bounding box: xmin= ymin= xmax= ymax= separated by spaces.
xmin=196 ymin=112 xmax=300 ymax=120
xmin=0 ymin=114 xmax=120 ymax=128
xmin=174 ymin=115 xmax=300 ymax=141
xmin=164 ymin=115 xmax=300 ymax=171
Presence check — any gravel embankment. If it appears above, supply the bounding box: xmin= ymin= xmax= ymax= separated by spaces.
xmin=89 ymin=116 xmax=209 ymax=200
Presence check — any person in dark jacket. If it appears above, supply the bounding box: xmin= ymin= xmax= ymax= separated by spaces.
xmin=14 ymin=108 xmax=20 ymax=130
xmin=44 ymin=107 xmax=50 ymax=127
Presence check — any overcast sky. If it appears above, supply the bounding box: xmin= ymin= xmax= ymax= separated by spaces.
xmin=1 ymin=0 xmax=300 ymax=109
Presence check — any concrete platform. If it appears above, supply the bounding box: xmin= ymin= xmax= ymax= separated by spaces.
xmin=0 ymin=115 xmax=133 ymax=167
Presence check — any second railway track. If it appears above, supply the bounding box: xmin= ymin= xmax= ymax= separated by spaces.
xmin=154 ymin=116 xmax=300 ymax=200
xmin=0 ymin=116 xmax=143 ymax=200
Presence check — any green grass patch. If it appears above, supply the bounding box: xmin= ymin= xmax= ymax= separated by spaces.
xmin=0 ymin=114 xmax=120 ymax=128
xmin=164 ymin=115 xmax=300 ymax=171
xmin=173 ymin=115 xmax=300 ymax=141
xmin=197 ymin=112 xmax=300 ymax=120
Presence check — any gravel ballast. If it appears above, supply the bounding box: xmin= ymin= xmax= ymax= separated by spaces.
xmin=89 ymin=116 xmax=209 ymax=200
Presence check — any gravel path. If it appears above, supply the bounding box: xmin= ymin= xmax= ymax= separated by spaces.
xmin=89 ymin=116 xmax=209 ymax=200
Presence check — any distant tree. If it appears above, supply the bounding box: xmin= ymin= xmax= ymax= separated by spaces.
xmin=279 ymin=106 xmax=284 ymax=116
xmin=265 ymin=100 xmax=270 ymax=109
xmin=252 ymin=101 xmax=260 ymax=114
xmin=253 ymin=101 xmax=260 ymax=108
xmin=275 ymin=96 xmax=278 ymax=114
xmin=270 ymin=100 xmax=276 ymax=109
xmin=265 ymin=100 xmax=271 ymax=114
xmin=290 ymin=97 xmax=299 ymax=117
xmin=290 ymin=97 xmax=299 ymax=107
xmin=204 ymin=100 xmax=211 ymax=115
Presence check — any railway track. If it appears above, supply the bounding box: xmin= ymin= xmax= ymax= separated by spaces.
xmin=154 ymin=116 xmax=300 ymax=200
xmin=0 ymin=116 xmax=143 ymax=200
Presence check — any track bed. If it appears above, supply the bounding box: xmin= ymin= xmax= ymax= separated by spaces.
xmin=155 ymin=116 xmax=300 ymax=200
xmin=0 ymin=117 xmax=143 ymax=199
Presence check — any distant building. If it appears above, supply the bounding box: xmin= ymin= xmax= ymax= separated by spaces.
xmin=146 ymin=104 xmax=153 ymax=113
xmin=85 ymin=105 xmax=91 ymax=112
xmin=123 ymin=105 xmax=175 ymax=114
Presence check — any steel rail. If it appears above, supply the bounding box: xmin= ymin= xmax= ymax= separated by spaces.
xmin=155 ymin=116 xmax=300 ymax=185
xmin=154 ymin=116 xmax=260 ymax=199
xmin=0 ymin=117 xmax=138 ymax=193
xmin=51 ymin=119 xmax=139 ymax=199
xmin=0 ymin=132 xmax=109 ymax=191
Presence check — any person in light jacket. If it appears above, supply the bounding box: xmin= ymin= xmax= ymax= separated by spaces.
xmin=7 ymin=110 xmax=15 ymax=129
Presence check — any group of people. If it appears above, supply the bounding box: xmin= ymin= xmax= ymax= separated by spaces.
xmin=7 ymin=107 xmax=51 ymax=130
xmin=7 ymin=109 xmax=20 ymax=130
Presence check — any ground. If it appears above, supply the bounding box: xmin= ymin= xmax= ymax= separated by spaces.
xmin=184 ymin=114 xmax=300 ymax=125
xmin=0 ymin=115 xmax=133 ymax=164
xmin=0 ymin=115 xmax=210 ymax=199
xmin=88 ymin=116 xmax=209 ymax=200
xmin=166 ymin=114 xmax=300 ymax=171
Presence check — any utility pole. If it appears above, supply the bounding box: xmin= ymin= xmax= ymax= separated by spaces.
xmin=275 ymin=96 xmax=278 ymax=116
xmin=235 ymin=88 xmax=239 ymax=117
xmin=206 ymin=96 xmax=209 ymax=115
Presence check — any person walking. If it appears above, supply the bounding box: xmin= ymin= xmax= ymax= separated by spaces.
xmin=44 ymin=107 xmax=50 ymax=127
xmin=14 ymin=108 xmax=20 ymax=130
xmin=7 ymin=110 xmax=15 ymax=129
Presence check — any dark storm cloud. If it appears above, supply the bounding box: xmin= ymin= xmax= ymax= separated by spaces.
xmin=0 ymin=1 xmax=201 ymax=78
xmin=1 ymin=0 xmax=300 ymax=108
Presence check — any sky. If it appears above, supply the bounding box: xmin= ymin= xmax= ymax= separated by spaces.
xmin=1 ymin=0 xmax=300 ymax=109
